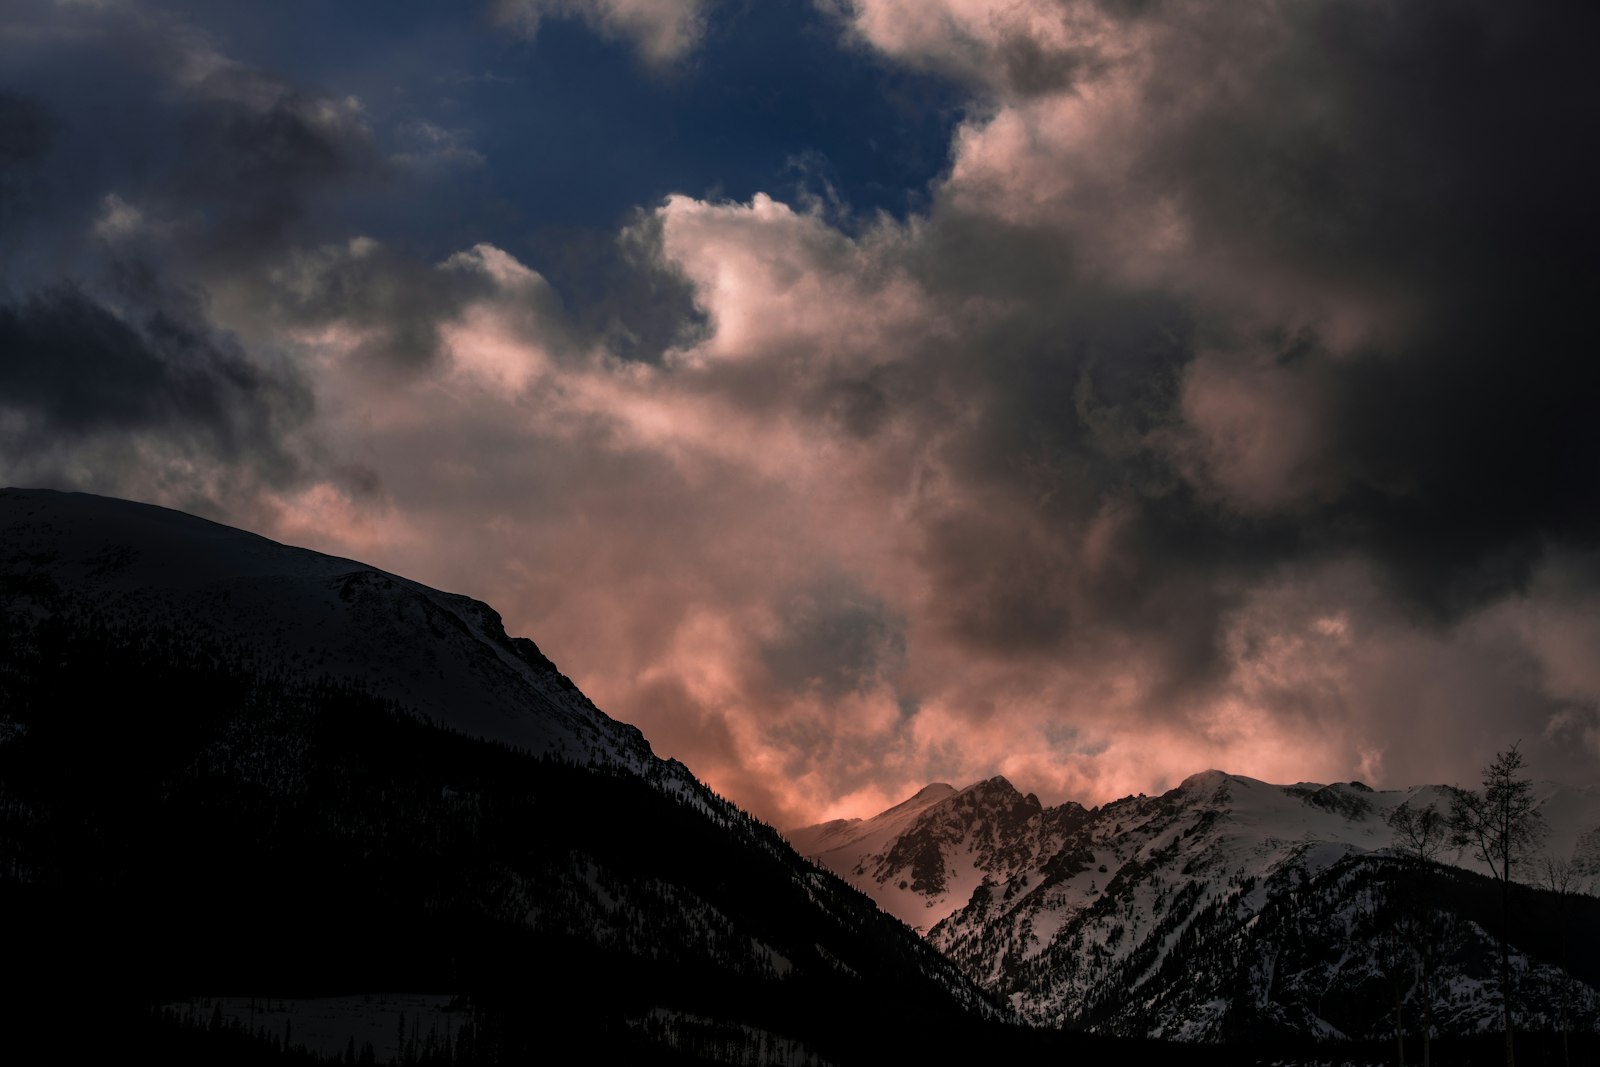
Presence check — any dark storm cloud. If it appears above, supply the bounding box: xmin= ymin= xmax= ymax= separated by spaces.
xmin=760 ymin=580 xmax=906 ymax=700
xmin=523 ymin=212 xmax=710 ymax=365
xmin=280 ymin=0 xmax=1600 ymax=811
xmin=870 ymin=0 xmax=1600 ymax=654
xmin=0 ymin=5 xmax=382 ymax=266
xmin=1145 ymin=0 xmax=1594 ymax=292
xmin=574 ymin=0 xmax=1599 ymax=812
xmin=0 ymin=3 xmax=363 ymax=505
xmin=4 ymin=0 xmax=1596 ymax=822
xmin=821 ymin=213 xmax=1231 ymax=685
xmin=1120 ymin=0 xmax=1600 ymax=614
xmin=0 ymin=92 xmax=56 ymax=286
xmin=993 ymin=31 xmax=1091 ymax=97
xmin=263 ymin=239 xmax=493 ymax=371
xmin=166 ymin=86 xmax=380 ymax=264
xmin=0 ymin=269 xmax=309 ymax=484
xmin=0 ymin=91 xmax=52 ymax=170
xmin=0 ymin=91 xmax=55 ymax=226
xmin=817 ymin=370 xmax=895 ymax=439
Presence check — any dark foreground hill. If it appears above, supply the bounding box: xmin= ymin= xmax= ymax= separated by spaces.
xmin=0 ymin=488 xmax=1015 ymax=1063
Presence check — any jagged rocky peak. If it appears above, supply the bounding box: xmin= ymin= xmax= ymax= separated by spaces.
xmin=1300 ymin=780 xmax=1376 ymax=820
xmin=795 ymin=761 xmax=1600 ymax=1040
xmin=874 ymin=768 xmax=1600 ymax=1041
xmin=873 ymin=778 xmax=1043 ymax=896
xmin=789 ymin=774 xmax=1091 ymax=935
xmin=948 ymin=775 xmax=1040 ymax=821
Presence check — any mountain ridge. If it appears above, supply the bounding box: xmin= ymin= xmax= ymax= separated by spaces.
xmin=0 ymin=486 xmax=661 ymax=772
xmin=1 ymin=486 xmax=1022 ymax=1061
xmin=8 ymin=486 xmax=1597 ymax=1056
xmin=791 ymin=769 xmax=1600 ymax=1040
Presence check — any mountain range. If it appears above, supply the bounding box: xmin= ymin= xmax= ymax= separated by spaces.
xmin=791 ymin=771 xmax=1600 ymax=1042
xmin=3 ymin=487 xmax=1595 ymax=1063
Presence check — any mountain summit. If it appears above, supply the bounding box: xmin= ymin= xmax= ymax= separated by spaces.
xmin=792 ymin=770 xmax=1600 ymax=1040
xmin=788 ymin=775 xmax=1086 ymax=934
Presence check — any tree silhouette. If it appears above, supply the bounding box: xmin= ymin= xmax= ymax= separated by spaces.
xmin=1447 ymin=743 xmax=1546 ymax=1067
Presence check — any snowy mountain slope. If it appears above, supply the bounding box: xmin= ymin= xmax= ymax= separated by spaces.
xmin=792 ymin=770 xmax=1600 ymax=1040
xmin=787 ymin=778 xmax=1089 ymax=934
xmin=0 ymin=487 xmax=1023 ymax=1061
xmin=784 ymin=781 xmax=957 ymax=861
xmin=0 ymin=487 xmax=652 ymax=770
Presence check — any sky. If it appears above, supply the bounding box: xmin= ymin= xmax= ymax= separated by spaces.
xmin=3 ymin=0 xmax=1597 ymax=828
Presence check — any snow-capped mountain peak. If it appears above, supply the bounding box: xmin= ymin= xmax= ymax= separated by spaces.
xmin=787 ymin=774 xmax=1089 ymax=934
xmin=792 ymin=767 xmax=1600 ymax=1039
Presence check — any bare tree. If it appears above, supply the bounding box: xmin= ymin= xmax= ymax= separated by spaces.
xmin=1447 ymin=743 xmax=1547 ymax=1067
xmin=1387 ymin=799 xmax=1447 ymax=1067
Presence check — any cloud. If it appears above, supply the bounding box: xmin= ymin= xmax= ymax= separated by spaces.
xmin=0 ymin=272 xmax=310 ymax=509
xmin=390 ymin=120 xmax=487 ymax=173
xmin=759 ymin=577 xmax=906 ymax=702
xmin=0 ymin=90 xmax=57 ymax=238
xmin=1171 ymin=346 xmax=1337 ymax=514
xmin=202 ymin=46 xmax=1600 ymax=816
xmin=494 ymin=0 xmax=717 ymax=64
xmin=655 ymin=192 xmax=935 ymax=368
xmin=0 ymin=90 xmax=54 ymax=173
xmin=0 ymin=3 xmax=374 ymax=517
xmin=5 ymin=1 xmax=380 ymax=271
xmin=823 ymin=0 xmax=1118 ymax=97
xmin=4 ymin=0 xmax=1597 ymax=827
xmin=492 ymin=0 xmax=1595 ymax=817
xmin=162 ymin=88 xmax=377 ymax=263
xmin=257 ymin=237 xmax=497 ymax=372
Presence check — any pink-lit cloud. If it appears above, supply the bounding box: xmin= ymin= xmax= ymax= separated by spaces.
xmin=6 ymin=0 xmax=1598 ymax=828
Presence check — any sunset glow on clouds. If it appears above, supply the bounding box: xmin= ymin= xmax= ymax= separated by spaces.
xmin=3 ymin=0 xmax=1598 ymax=826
